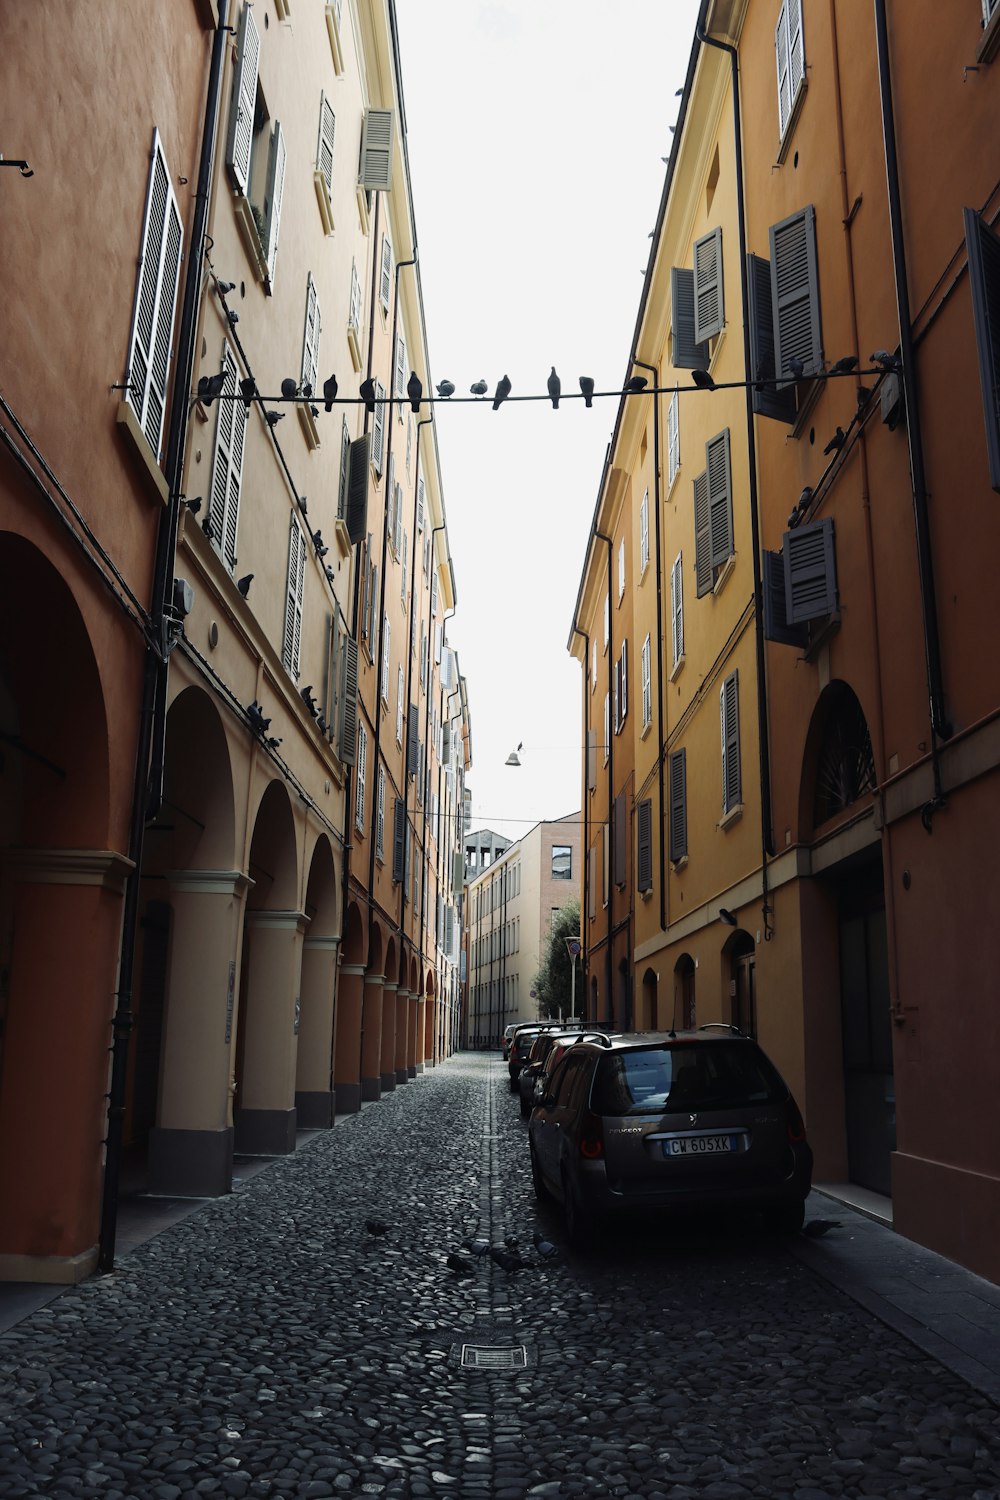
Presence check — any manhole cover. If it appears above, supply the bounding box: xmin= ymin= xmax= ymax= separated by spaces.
xmin=460 ymin=1344 xmax=528 ymax=1370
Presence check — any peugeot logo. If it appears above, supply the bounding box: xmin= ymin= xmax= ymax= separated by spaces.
xmin=688 ymin=1112 xmax=698 ymax=1125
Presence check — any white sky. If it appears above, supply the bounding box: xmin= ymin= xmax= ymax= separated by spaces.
xmin=393 ymin=0 xmax=701 ymax=842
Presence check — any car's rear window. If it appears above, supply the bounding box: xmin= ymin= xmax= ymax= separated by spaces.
xmin=591 ymin=1042 xmax=785 ymax=1116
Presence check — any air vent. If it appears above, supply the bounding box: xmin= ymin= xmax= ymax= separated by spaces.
xmin=460 ymin=1344 xmax=527 ymax=1370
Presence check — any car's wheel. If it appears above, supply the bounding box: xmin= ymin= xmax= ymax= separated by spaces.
xmin=561 ymin=1168 xmax=595 ymax=1250
xmin=519 ymin=1089 xmax=531 ymax=1118
xmin=762 ymin=1201 xmax=805 ymax=1236
xmin=530 ymin=1142 xmax=549 ymax=1202
xmin=508 ymin=1074 xmax=518 ymax=1093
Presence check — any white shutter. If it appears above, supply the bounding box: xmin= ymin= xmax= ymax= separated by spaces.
xmin=417 ymin=477 xmax=425 ymax=530
xmin=393 ymin=483 xmax=403 ymax=556
xmin=381 ymin=614 xmax=391 ymax=701
xmin=671 ymin=553 xmax=684 ymax=666
xmin=639 ymin=490 xmax=649 ymax=574
xmin=124 ymin=130 xmax=183 ymax=462
xmin=316 ymin=93 xmax=335 ymax=194
xmin=376 ymin=764 xmax=386 ymax=857
xmin=400 ymin=529 xmax=408 ymax=604
xmin=262 ymin=122 xmax=286 ymax=285
xmin=641 ymin=634 xmax=651 ymax=729
xmin=355 ymin=723 xmax=368 ymax=829
xmin=618 ymin=538 xmax=625 ymax=600
xmin=394 ymin=333 xmax=406 ymax=419
xmin=349 ymin=259 xmax=362 ymax=337
xmin=226 ymin=3 xmax=260 ymax=196
xmin=775 ymin=1 xmax=792 ymax=138
xmin=620 ymin=639 xmax=628 ymax=722
xmin=302 ymin=274 xmax=321 ymax=393
xmin=434 ymin=623 xmax=443 ymax=665
xmin=667 ymin=390 xmax=680 ymax=486
xmin=208 ymin=341 xmax=247 ymax=571
xmin=282 ymin=517 xmax=306 ymax=677
xmin=396 ymin=666 xmax=404 ymax=743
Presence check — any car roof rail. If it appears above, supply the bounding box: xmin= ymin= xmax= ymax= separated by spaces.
xmin=697 ymin=1021 xmax=746 ymax=1036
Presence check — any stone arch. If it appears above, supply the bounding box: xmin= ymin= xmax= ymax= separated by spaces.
xmin=674 ymin=952 xmax=696 ymax=1030
xmin=295 ymin=835 xmax=341 ymax=1128
xmin=155 ymin=685 xmax=237 ymax=872
xmin=303 ymin=833 xmax=339 ymax=939
xmin=333 ymin=900 xmax=366 ymax=1116
xmin=799 ymin=680 xmax=877 ymax=841
xmin=721 ymin=928 xmax=757 ymax=1037
xmin=342 ymin=899 xmax=366 ymax=967
xmin=246 ymin=779 xmax=300 ymax=913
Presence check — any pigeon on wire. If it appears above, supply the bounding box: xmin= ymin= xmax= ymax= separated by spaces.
xmin=446 ymin=1253 xmax=475 ymax=1277
xmin=323 ymin=374 xmax=339 ymax=412
xmin=227 ymin=308 xmax=240 ymax=326
xmin=579 ymin=376 xmax=595 ymax=408
xmin=185 ymin=496 xmax=203 ymax=515
xmin=407 ymin=370 xmax=423 ymax=414
xmin=436 ymin=379 xmax=455 ymax=399
xmin=857 ymin=385 xmax=873 ymax=413
xmin=692 ymin=368 xmax=716 ymax=391
xmin=492 ymin=374 xmax=511 ymax=411
xmin=265 ymin=410 xmax=285 ymax=427
xmin=788 ymin=354 xmax=806 ymax=380
xmin=239 ymin=377 xmax=257 ymax=409
xmin=365 ymin=1218 xmax=390 ymax=1238
xmin=802 ymin=1218 xmax=842 ymax=1238
xmin=359 ymin=378 xmax=377 ymax=413
xmin=216 ymin=279 xmax=236 ymax=295
xmin=829 ymin=355 xmax=858 ymax=376
xmin=281 ymin=377 xmax=299 ymax=400
xmin=547 ymin=367 xmax=561 ymax=409
xmin=869 ymin=349 xmax=901 ymax=372
xmin=470 ymin=379 xmax=488 ymax=397
xmin=625 ymin=375 xmax=647 ymax=393
xmin=197 ymin=371 xmax=227 ymax=406
xmin=823 ymin=427 xmax=846 ymax=456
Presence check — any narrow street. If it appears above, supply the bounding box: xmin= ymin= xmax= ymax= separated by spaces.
xmin=2 ymin=1053 xmax=999 ymax=1500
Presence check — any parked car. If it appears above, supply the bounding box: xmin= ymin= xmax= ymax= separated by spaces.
xmin=517 ymin=1027 xmax=602 ymax=1117
xmin=528 ymin=1028 xmax=813 ymax=1247
xmin=507 ymin=1022 xmax=563 ymax=1090
xmin=502 ymin=1023 xmax=519 ymax=1059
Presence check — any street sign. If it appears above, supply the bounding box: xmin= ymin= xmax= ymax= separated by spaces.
xmin=565 ymin=937 xmax=581 ymax=959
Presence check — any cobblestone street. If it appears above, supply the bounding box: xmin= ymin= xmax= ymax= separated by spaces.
xmin=2 ymin=1052 xmax=999 ymax=1500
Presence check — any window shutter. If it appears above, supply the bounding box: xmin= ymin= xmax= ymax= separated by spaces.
xmin=964 ymin=207 xmax=1000 ymax=492
xmin=396 ymin=666 xmax=404 ymax=743
xmin=588 ymin=847 xmax=596 ymax=920
xmin=376 ymin=765 xmax=386 ymax=857
xmin=301 ymin=274 xmax=321 ymax=394
xmin=417 ymin=478 xmax=425 ymax=530
xmin=380 ymin=235 xmax=392 ymax=313
xmin=637 ymin=799 xmax=653 ymax=893
xmin=355 ymin=723 xmax=367 ymax=828
xmin=721 ymin=670 xmax=741 ymax=814
xmin=368 ymin=564 xmax=378 ymax=645
xmin=394 ymin=483 xmax=403 ymax=556
xmin=618 ymin=538 xmax=625 ymax=600
xmin=612 ymin=657 xmax=619 ymax=733
xmin=788 ymin=0 xmax=805 ymax=120
xmin=226 ymin=2 xmax=260 ymax=196
xmin=620 ymin=639 xmax=628 ymax=721
xmin=640 ymin=491 xmax=649 ymax=573
xmin=614 ymin=792 xmax=626 ymax=887
xmin=586 ymin=728 xmax=596 ymax=792
xmin=671 ymin=552 xmax=684 ymax=665
xmin=763 ymin=548 xmax=809 ymax=647
xmin=748 ymin=253 xmax=796 ymax=423
xmin=282 ymin=517 xmax=306 ymax=677
xmin=359 ymin=108 xmax=394 ymax=191
xmin=400 ymin=528 xmax=408 ymax=603
xmin=124 ymin=131 xmax=184 ymax=463
xmin=641 ymin=634 xmax=651 ymax=728
xmin=775 ymin=0 xmax=792 ymax=138
xmin=337 ymin=637 xmax=359 ymax=764
xmin=337 ymin=418 xmax=351 ymax=519
xmin=693 ymin=469 xmax=713 ymax=598
xmin=372 ymin=381 xmax=386 ymax=474
xmin=208 ymin=341 xmax=246 ymax=571
xmin=394 ymin=333 xmax=406 ymax=419
xmin=261 ymin=122 xmax=287 ymax=287
xmin=393 ymin=799 xmax=407 ymax=882
xmin=667 ymin=390 xmax=681 ymax=485
xmin=381 ymin=614 xmax=391 ymax=701
xmin=407 ymin=705 xmax=420 ymax=776
xmin=783 ymin=517 xmax=838 ymax=622
xmin=349 ymin=259 xmax=362 ymax=337
xmin=693 ymin=226 xmax=724 ymax=344
xmin=668 ymin=748 xmax=687 ymax=862
xmin=430 ymin=570 xmax=438 ymax=617
xmin=670 ymin=266 xmax=710 ymax=370
xmin=346 ymin=432 xmax=371 ymax=543
xmin=706 ymin=429 xmax=734 ymax=571
xmin=770 ymin=204 xmax=822 ymax=385
xmin=434 ymin=623 xmax=443 ymax=665
xmin=603 ymin=692 xmax=610 ymax=760
xmin=442 ymin=720 xmax=452 ymax=763
xmin=317 ymin=93 xmax=336 ymax=194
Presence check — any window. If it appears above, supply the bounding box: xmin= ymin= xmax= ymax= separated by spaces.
xmin=667 ymin=390 xmax=680 ymax=486
xmin=614 ymin=639 xmax=628 ymax=732
xmin=226 ymin=5 xmax=261 ymax=199
xmin=417 ymin=477 xmax=425 ymax=530
xmin=641 ymin=634 xmax=651 ymax=731
xmin=748 ymin=253 xmax=797 ymax=424
xmin=637 ymin=799 xmax=653 ymax=894
xmin=670 ymin=266 xmax=710 ymax=370
xmin=400 ymin=528 xmax=408 ymax=605
xmin=784 ymin=518 xmax=838 ymax=623
xmin=618 ymin=538 xmax=626 ymax=601
xmin=603 ymin=692 xmax=610 ymax=764
xmin=225 ymin=6 xmax=285 ymax=289
xmin=371 ymin=379 xmax=387 ymax=475
xmin=965 ymin=208 xmax=1000 ymax=491
xmin=603 ymin=594 xmax=610 ymax=651
xmin=669 ymin=748 xmax=687 ymax=862
xmin=671 ymin=552 xmax=684 ymax=669
xmin=396 ymin=666 xmax=404 ymax=744
xmin=639 ymin=490 xmax=649 ymax=576
xmin=301 ymin=274 xmax=321 ymax=396
xmin=591 ymin=637 xmax=597 ymax=690
xmin=394 ymin=332 xmax=406 ymax=423
xmin=207 ymin=341 xmax=247 ymax=571
xmin=381 ymin=614 xmax=391 ymax=703
xmin=314 ymin=93 xmax=336 ymax=233
xmin=694 ymin=430 xmax=734 ymax=597
xmin=775 ymin=0 xmax=806 ymax=145
xmin=123 ymin=129 xmax=183 ymax=463
xmin=693 ymin=227 xmax=724 ymax=344
xmin=282 ymin=515 xmax=306 ymax=678
xmin=720 ymin=670 xmax=741 ymax=816
xmin=348 ymin=259 xmax=363 ymax=369
xmin=337 ymin=417 xmax=351 ymax=520
xmin=355 ymin=722 xmax=368 ymax=831
xmin=552 ymin=845 xmax=572 ymax=880
xmin=770 ymin=205 xmax=822 ymax=386
xmin=380 ymin=234 xmax=392 ymax=315
xmin=376 ymin=764 xmax=386 ymax=858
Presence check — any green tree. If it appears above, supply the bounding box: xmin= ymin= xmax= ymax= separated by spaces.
xmin=533 ymin=900 xmax=581 ymax=1020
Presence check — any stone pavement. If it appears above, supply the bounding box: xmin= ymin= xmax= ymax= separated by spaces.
xmin=1 ymin=1051 xmax=999 ymax=1500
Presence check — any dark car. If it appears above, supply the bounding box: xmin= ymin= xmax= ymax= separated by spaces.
xmin=517 ymin=1027 xmax=602 ymax=1117
xmin=507 ymin=1022 xmax=562 ymax=1090
xmin=528 ymin=1028 xmax=813 ymax=1247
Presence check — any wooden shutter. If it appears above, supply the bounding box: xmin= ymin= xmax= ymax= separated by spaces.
xmin=614 ymin=792 xmax=626 ymax=887
xmin=226 ymin=2 xmax=260 ymax=196
xmin=262 ymin=123 xmax=286 ymax=286
xmin=355 ymin=723 xmax=367 ymax=828
xmin=380 ymin=236 xmax=392 ymax=313
xmin=693 ymin=469 xmax=713 ymax=597
xmin=670 ymin=266 xmax=710 ymax=370
xmin=316 ymin=93 xmax=335 ymax=193
xmin=393 ymin=484 xmax=403 ymax=556
xmin=208 ymin=341 xmax=246 ymax=570
xmin=748 ymin=253 xmax=796 ymax=423
xmin=964 ymin=207 xmax=1000 ymax=492
xmin=417 ymin=478 xmax=425 ymax=530
xmin=588 ymin=847 xmax=596 ymax=920
xmin=376 ymin=765 xmax=386 ymax=856
xmin=394 ymin=333 xmax=406 ymax=419
xmin=396 ymin=666 xmax=404 ymax=743
xmin=770 ymin=204 xmax=822 ymax=385
xmin=301 ymin=274 xmax=321 ymax=393
xmin=393 ymin=799 xmax=407 ymax=882
xmin=124 ymin=130 xmax=183 ymax=462
xmin=667 ymin=390 xmax=680 ymax=484
xmin=668 ymin=748 xmax=687 ymax=862
xmin=337 ymin=418 xmax=351 ymax=518
xmin=359 ymin=108 xmax=394 ymax=191
xmin=671 ymin=553 xmax=684 ymax=664
xmin=721 ymin=671 xmax=741 ymax=814
xmin=706 ymin=429 xmax=733 ymax=571
xmin=612 ymin=657 xmax=619 ymax=733
xmin=775 ymin=0 xmax=792 ymax=138
xmin=641 ymin=634 xmax=651 ymax=728
xmin=693 ymin=227 xmax=724 ymax=344
xmin=620 ymin=639 xmax=628 ymax=722
xmin=282 ymin=517 xmax=306 ymax=677
xmin=586 ymin=728 xmax=596 ymax=792
xmin=637 ymin=799 xmax=653 ymax=893
xmin=640 ymin=491 xmax=649 ymax=573
xmin=346 ymin=432 xmax=370 ymax=543
xmin=787 ymin=0 xmax=805 ymax=122
xmin=783 ymin=517 xmax=838 ymax=623
xmin=400 ymin=528 xmax=408 ymax=604
xmin=381 ymin=615 xmax=391 ymax=701
xmin=372 ymin=381 xmax=386 ymax=474
xmin=349 ymin=259 xmax=362 ymax=336
xmin=407 ymin=705 xmax=420 ymax=776
xmin=763 ymin=548 xmax=808 ymax=647
xmin=337 ymin=637 xmax=359 ymax=764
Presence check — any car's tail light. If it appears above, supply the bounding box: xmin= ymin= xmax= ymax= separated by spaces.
xmin=786 ymin=1097 xmax=807 ymax=1144
xmin=579 ymin=1109 xmax=605 ymax=1159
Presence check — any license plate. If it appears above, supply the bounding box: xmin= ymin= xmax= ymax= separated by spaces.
xmin=663 ymin=1134 xmax=736 ymax=1157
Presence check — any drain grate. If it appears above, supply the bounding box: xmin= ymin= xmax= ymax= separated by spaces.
xmin=460 ymin=1343 xmax=528 ymax=1370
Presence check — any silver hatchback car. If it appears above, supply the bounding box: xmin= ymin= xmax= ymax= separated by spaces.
xmin=527 ymin=1029 xmax=813 ymax=1247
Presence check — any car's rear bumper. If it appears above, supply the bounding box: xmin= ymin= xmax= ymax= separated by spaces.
xmin=573 ymin=1148 xmax=813 ymax=1218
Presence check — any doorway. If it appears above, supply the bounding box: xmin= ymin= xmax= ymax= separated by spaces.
xmin=838 ymin=861 xmax=894 ymax=1195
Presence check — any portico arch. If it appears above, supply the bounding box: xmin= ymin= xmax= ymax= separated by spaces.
xmin=296 ymin=834 xmax=340 ymax=1126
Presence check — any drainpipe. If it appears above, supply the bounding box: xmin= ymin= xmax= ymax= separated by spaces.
xmin=569 ymin=624 xmax=590 ymax=1019
xmin=594 ymin=528 xmax=614 ymax=1023
xmin=98 ymin=3 xmax=229 ymax=1273
xmin=872 ymin=0 xmax=950 ymax=826
xmin=631 ymin=356 xmax=668 ymax=935
xmin=697 ymin=22 xmax=776 ymax=948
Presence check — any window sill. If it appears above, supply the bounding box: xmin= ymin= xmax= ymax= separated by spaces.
xmin=713 ymin=553 xmax=736 ymax=596
xmin=347 ymin=323 xmax=363 ymax=372
xmin=115 ymin=401 xmax=169 ymax=506
xmin=325 ymin=2 xmax=345 ymax=72
xmin=356 ymin=185 xmax=371 ymax=236
xmin=297 ymin=402 xmax=321 ymax=451
xmin=719 ymin=803 xmax=743 ymax=831
xmin=274 ymin=0 xmax=290 ymax=18
xmin=314 ymin=172 xmax=335 ymax=236
xmin=776 ymin=79 xmax=807 ymax=166
xmin=670 ymin=854 xmax=688 ymax=872
xmin=233 ymin=195 xmax=268 ymax=288
xmin=978 ymin=6 xmax=1000 ymax=61
xmin=669 ymin=653 xmax=685 ymax=684
xmin=639 ymin=888 xmax=653 ymax=902
xmin=667 ymin=463 xmax=682 ymax=502
xmin=639 ymin=559 xmax=649 ymax=585
xmin=335 ymin=517 xmax=352 ymax=556
xmin=640 ymin=719 xmax=652 ymax=740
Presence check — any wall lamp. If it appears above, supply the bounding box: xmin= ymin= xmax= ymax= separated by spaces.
xmin=719 ymin=908 xmax=738 ymax=927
